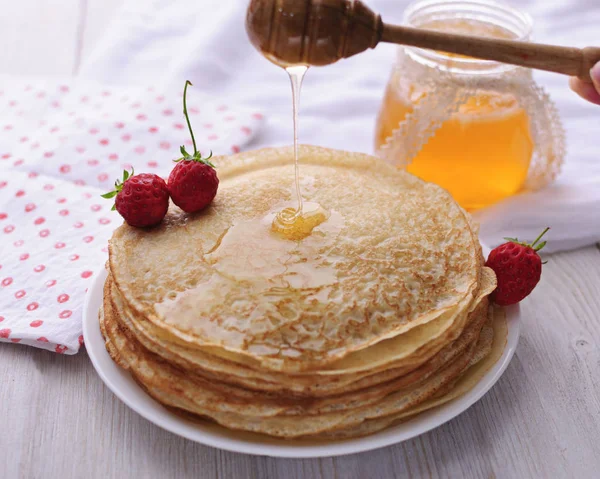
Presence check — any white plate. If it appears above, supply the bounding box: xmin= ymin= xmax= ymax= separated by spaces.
xmin=84 ymin=267 xmax=520 ymax=458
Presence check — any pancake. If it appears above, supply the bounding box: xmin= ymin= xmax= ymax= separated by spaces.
xmin=108 ymin=267 xmax=495 ymax=396
xmin=320 ymin=307 xmax=507 ymax=439
xmin=103 ymin=275 xmax=490 ymax=417
xmin=109 ymin=146 xmax=482 ymax=372
xmin=100 ymin=145 xmax=508 ymax=439
xmin=100 ymin=284 xmax=497 ymax=437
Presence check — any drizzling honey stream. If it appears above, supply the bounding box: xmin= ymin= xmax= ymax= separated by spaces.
xmin=268 ymin=63 xmax=329 ymax=241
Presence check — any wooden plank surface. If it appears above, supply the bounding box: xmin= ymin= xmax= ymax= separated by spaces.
xmin=2 ymin=1 xmax=600 ymax=478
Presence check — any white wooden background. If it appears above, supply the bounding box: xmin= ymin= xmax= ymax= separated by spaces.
xmin=1 ymin=1 xmax=600 ymax=478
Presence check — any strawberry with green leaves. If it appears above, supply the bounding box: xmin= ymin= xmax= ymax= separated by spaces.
xmin=168 ymin=81 xmax=219 ymax=213
xmin=485 ymin=227 xmax=549 ymax=306
xmin=101 ymin=169 xmax=169 ymax=228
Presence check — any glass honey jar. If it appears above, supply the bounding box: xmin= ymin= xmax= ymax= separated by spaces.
xmin=374 ymin=0 xmax=565 ymax=209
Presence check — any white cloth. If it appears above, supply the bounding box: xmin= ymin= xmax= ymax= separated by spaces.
xmin=0 ymin=78 xmax=262 ymax=353
xmin=81 ymin=0 xmax=600 ymax=253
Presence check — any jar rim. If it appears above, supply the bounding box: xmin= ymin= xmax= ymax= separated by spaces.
xmin=402 ymin=0 xmax=533 ymax=75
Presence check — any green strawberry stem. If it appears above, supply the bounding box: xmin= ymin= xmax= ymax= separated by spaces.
xmin=101 ymin=168 xmax=134 ymax=211
xmin=503 ymin=226 xmax=550 ymax=252
xmin=175 ymin=81 xmax=215 ymax=168
xmin=531 ymin=227 xmax=550 ymax=251
xmin=182 ymin=80 xmax=198 ymax=156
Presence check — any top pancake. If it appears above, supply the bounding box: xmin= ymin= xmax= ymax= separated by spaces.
xmin=109 ymin=146 xmax=481 ymax=372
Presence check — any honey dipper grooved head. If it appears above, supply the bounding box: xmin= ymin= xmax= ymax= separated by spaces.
xmin=246 ymin=0 xmax=383 ymax=66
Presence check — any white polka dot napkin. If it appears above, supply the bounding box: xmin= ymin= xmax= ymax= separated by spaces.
xmin=0 ymin=77 xmax=264 ymax=354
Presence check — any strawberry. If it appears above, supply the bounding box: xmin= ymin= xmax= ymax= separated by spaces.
xmin=168 ymin=159 xmax=218 ymax=212
xmin=485 ymin=227 xmax=549 ymax=306
xmin=101 ymin=169 xmax=169 ymax=227
xmin=168 ymin=81 xmax=219 ymax=213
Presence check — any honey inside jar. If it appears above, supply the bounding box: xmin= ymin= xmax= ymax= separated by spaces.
xmin=375 ymin=17 xmax=534 ymax=210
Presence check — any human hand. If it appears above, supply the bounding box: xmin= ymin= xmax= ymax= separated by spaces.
xmin=569 ymin=63 xmax=600 ymax=105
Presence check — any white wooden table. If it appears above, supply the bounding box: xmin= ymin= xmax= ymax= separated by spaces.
xmin=2 ymin=1 xmax=600 ymax=478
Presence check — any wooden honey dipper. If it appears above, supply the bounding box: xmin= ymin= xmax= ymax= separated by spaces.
xmin=246 ymin=0 xmax=600 ymax=81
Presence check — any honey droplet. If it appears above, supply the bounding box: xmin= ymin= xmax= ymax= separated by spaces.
xmin=272 ymin=202 xmax=329 ymax=241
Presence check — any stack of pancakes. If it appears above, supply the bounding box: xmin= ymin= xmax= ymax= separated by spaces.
xmin=100 ymin=146 xmax=506 ymax=439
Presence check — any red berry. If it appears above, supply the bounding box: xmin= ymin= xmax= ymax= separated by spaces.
xmin=168 ymin=160 xmax=218 ymax=213
xmin=104 ymin=172 xmax=169 ymax=228
xmin=485 ymin=228 xmax=549 ymax=306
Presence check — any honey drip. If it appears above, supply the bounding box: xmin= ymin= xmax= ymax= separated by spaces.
xmin=268 ymin=64 xmax=329 ymax=241
xmin=272 ymin=202 xmax=330 ymax=241
xmin=287 ymin=65 xmax=306 ymax=215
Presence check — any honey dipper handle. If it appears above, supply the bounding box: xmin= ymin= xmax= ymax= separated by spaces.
xmin=381 ymin=24 xmax=600 ymax=81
